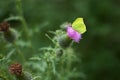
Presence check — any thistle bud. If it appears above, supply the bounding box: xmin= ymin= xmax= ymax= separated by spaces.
xmin=3 ymin=28 xmax=18 ymax=43
xmin=60 ymin=22 xmax=71 ymax=30
xmin=57 ymin=34 xmax=71 ymax=48
xmin=55 ymin=48 xmax=63 ymax=56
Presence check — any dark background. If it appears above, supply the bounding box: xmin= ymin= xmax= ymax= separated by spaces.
xmin=0 ymin=0 xmax=120 ymax=80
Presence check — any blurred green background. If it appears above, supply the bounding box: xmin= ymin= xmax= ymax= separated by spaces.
xmin=0 ymin=0 xmax=120 ymax=80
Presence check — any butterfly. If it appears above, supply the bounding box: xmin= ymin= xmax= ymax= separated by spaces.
xmin=72 ymin=18 xmax=86 ymax=34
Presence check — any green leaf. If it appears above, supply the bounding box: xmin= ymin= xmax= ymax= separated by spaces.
xmin=29 ymin=56 xmax=42 ymax=61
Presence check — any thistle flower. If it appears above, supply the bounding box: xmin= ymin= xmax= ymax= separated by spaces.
xmin=67 ymin=26 xmax=81 ymax=42
xmin=9 ymin=63 xmax=22 ymax=76
xmin=9 ymin=63 xmax=32 ymax=80
xmin=0 ymin=22 xmax=18 ymax=43
xmin=66 ymin=18 xmax=86 ymax=42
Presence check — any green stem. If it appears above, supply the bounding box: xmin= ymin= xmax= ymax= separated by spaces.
xmin=46 ymin=61 xmax=52 ymax=80
xmin=16 ymin=0 xmax=29 ymax=39
xmin=20 ymin=18 xmax=34 ymax=51
xmin=13 ymin=42 xmax=26 ymax=62
xmin=16 ymin=0 xmax=23 ymax=16
xmin=66 ymin=50 xmax=72 ymax=73
xmin=60 ymin=56 xmax=65 ymax=80
xmin=16 ymin=0 xmax=34 ymax=51
xmin=21 ymin=17 xmax=30 ymax=39
xmin=70 ymin=40 xmax=74 ymax=47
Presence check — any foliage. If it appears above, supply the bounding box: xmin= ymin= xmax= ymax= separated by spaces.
xmin=0 ymin=0 xmax=86 ymax=80
xmin=0 ymin=0 xmax=120 ymax=80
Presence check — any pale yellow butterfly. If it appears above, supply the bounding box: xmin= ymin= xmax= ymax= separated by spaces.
xmin=72 ymin=18 xmax=86 ymax=34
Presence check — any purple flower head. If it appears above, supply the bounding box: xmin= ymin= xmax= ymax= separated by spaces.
xmin=67 ymin=26 xmax=82 ymax=42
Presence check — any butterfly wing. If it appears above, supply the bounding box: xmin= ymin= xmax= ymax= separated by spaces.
xmin=72 ymin=18 xmax=86 ymax=34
